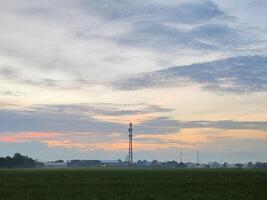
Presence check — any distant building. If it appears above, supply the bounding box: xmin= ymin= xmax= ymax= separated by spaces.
xmin=186 ymin=163 xmax=199 ymax=168
xmin=67 ymin=160 xmax=101 ymax=167
xmin=208 ymin=162 xmax=222 ymax=168
xmin=44 ymin=160 xmax=67 ymax=168
xmin=101 ymin=160 xmax=119 ymax=167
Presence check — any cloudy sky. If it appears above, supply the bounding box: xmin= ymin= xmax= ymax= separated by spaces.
xmin=0 ymin=0 xmax=267 ymax=163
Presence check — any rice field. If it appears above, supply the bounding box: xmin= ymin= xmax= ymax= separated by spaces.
xmin=0 ymin=168 xmax=266 ymax=200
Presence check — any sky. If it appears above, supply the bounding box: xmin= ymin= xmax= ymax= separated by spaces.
xmin=0 ymin=0 xmax=267 ymax=163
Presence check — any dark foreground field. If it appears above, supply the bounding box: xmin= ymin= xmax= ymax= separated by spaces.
xmin=0 ymin=169 xmax=266 ymax=200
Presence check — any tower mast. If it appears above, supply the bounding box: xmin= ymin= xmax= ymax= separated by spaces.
xmin=128 ymin=122 xmax=133 ymax=165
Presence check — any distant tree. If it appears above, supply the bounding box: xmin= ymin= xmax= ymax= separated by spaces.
xmin=177 ymin=162 xmax=186 ymax=168
xmin=165 ymin=161 xmax=178 ymax=168
xmin=151 ymin=160 xmax=159 ymax=167
xmin=223 ymin=162 xmax=228 ymax=168
xmin=235 ymin=163 xmax=244 ymax=169
xmin=0 ymin=153 xmax=43 ymax=168
xmin=247 ymin=162 xmax=254 ymax=168
xmin=136 ymin=160 xmax=142 ymax=166
xmin=53 ymin=160 xmax=64 ymax=163
xmin=254 ymin=162 xmax=267 ymax=169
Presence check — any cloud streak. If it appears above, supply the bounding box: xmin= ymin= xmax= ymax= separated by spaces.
xmin=0 ymin=103 xmax=172 ymax=133
xmin=1 ymin=105 xmax=267 ymax=135
xmin=113 ymin=55 xmax=267 ymax=93
xmin=134 ymin=117 xmax=267 ymax=135
xmin=0 ymin=132 xmax=60 ymax=143
xmin=0 ymin=0 xmax=264 ymax=89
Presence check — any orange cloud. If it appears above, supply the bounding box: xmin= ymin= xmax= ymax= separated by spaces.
xmin=134 ymin=128 xmax=267 ymax=149
xmin=94 ymin=113 xmax=157 ymax=124
xmin=0 ymin=132 xmax=61 ymax=143
xmin=44 ymin=138 xmax=188 ymax=151
xmin=2 ymin=128 xmax=266 ymax=153
xmin=41 ymin=128 xmax=267 ymax=151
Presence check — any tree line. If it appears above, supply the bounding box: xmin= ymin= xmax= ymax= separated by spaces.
xmin=0 ymin=153 xmax=43 ymax=168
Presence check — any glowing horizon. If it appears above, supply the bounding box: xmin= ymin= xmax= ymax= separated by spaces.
xmin=0 ymin=0 xmax=267 ymax=162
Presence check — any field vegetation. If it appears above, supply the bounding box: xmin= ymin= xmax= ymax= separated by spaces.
xmin=0 ymin=168 xmax=266 ymax=200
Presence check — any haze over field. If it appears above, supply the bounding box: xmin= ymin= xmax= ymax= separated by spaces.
xmin=0 ymin=0 xmax=267 ymax=162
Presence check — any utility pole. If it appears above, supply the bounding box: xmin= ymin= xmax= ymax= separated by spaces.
xmin=197 ymin=149 xmax=199 ymax=165
xmin=180 ymin=151 xmax=183 ymax=163
xmin=128 ymin=122 xmax=133 ymax=165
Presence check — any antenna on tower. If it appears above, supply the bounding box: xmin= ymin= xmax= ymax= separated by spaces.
xmin=128 ymin=122 xmax=133 ymax=165
xmin=180 ymin=151 xmax=183 ymax=163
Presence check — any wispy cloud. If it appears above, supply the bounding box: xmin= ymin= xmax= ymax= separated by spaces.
xmin=0 ymin=103 xmax=172 ymax=133
xmin=0 ymin=89 xmax=27 ymax=96
xmin=134 ymin=117 xmax=267 ymax=135
xmin=31 ymin=103 xmax=173 ymax=117
xmin=113 ymin=55 xmax=267 ymax=93
xmin=0 ymin=0 xmax=264 ymax=90
xmin=1 ymin=104 xmax=267 ymax=135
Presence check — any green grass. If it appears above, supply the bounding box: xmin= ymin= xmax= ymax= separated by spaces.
xmin=0 ymin=168 xmax=266 ymax=200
